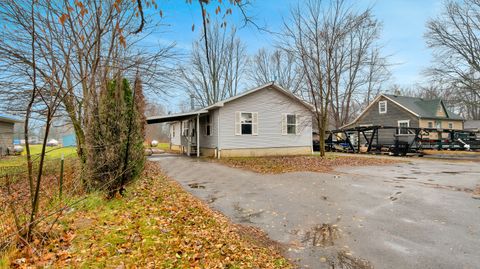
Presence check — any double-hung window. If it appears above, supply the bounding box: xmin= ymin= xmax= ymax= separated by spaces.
xmin=287 ymin=114 xmax=297 ymax=134
xmin=282 ymin=114 xmax=298 ymax=135
xmin=235 ymin=112 xmax=258 ymax=135
xmin=397 ymin=120 xmax=410 ymax=135
xmin=241 ymin=113 xmax=253 ymax=135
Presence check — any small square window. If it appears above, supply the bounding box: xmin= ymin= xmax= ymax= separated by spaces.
xmin=448 ymin=122 xmax=453 ymax=129
xmin=379 ymin=101 xmax=387 ymax=114
xmin=428 ymin=122 xmax=433 ymax=128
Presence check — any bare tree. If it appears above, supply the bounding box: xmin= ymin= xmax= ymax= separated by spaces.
xmin=363 ymin=48 xmax=391 ymax=105
xmin=180 ymin=22 xmax=247 ymax=107
xmin=0 ymin=0 xmax=74 ymax=241
xmin=248 ymin=48 xmax=304 ymax=94
xmin=326 ymin=5 xmax=386 ymax=128
xmin=0 ymin=0 xmax=175 ymax=162
xmin=281 ymin=0 xmax=386 ymax=155
xmin=425 ymin=0 xmax=480 ymax=119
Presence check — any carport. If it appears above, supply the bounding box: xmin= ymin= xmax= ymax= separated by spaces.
xmin=147 ymin=110 xmax=208 ymax=157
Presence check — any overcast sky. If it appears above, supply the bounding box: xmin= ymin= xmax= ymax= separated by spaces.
xmin=142 ymin=0 xmax=445 ymax=111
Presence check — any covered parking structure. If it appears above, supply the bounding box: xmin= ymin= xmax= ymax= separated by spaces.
xmin=147 ymin=110 xmax=208 ymax=157
xmin=327 ymin=125 xmax=480 ymax=155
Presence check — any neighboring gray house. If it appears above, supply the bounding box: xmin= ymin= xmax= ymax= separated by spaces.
xmin=147 ymin=83 xmax=314 ymax=158
xmin=0 ymin=114 xmax=22 ymax=157
xmin=343 ymin=94 xmax=464 ymax=145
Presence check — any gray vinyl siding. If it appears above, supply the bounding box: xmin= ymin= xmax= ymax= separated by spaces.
xmin=352 ymin=96 xmax=418 ymax=145
xmin=218 ymin=86 xmax=312 ymax=149
xmin=0 ymin=121 xmax=14 ymax=156
xmin=199 ymin=110 xmax=219 ymax=148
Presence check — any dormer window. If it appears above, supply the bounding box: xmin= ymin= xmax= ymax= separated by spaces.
xmin=379 ymin=101 xmax=387 ymax=114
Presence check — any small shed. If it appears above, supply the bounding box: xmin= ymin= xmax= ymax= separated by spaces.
xmin=0 ymin=114 xmax=23 ymax=156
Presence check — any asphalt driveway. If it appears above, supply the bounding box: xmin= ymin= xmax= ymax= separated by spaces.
xmin=150 ymin=154 xmax=480 ymax=269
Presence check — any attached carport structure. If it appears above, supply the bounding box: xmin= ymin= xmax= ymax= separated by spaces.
xmin=146 ymin=110 xmax=208 ymax=157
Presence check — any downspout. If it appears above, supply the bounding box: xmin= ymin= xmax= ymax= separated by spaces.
xmin=310 ymin=115 xmax=314 ymax=155
xmin=217 ymin=109 xmax=221 ymax=159
xmin=197 ymin=113 xmax=200 ymax=157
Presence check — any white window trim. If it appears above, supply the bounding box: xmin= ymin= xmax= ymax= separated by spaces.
xmin=397 ymin=120 xmax=410 ymax=135
xmin=283 ymin=113 xmax=299 ymax=135
xmin=235 ymin=111 xmax=258 ymax=136
xmin=379 ymin=101 xmax=387 ymax=114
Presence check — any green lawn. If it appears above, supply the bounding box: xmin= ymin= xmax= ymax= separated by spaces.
xmin=158 ymin=142 xmax=169 ymax=151
xmin=0 ymin=145 xmax=77 ymax=168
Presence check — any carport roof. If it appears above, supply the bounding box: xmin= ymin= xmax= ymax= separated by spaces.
xmin=0 ymin=113 xmax=23 ymax=123
xmin=146 ymin=110 xmax=208 ymax=124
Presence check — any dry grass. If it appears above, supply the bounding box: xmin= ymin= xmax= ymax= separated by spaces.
xmin=0 ymin=158 xmax=82 ymax=254
xmin=215 ymin=155 xmax=399 ymax=174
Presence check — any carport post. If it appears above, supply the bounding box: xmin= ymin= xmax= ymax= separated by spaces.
xmin=196 ymin=114 xmax=200 ymax=157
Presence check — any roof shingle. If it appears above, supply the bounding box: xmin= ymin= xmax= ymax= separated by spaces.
xmin=384 ymin=94 xmax=463 ymax=120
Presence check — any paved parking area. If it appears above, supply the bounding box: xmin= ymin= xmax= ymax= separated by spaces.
xmin=150 ymin=155 xmax=480 ymax=269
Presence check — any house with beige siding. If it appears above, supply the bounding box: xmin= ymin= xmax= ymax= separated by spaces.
xmin=343 ymin=94 xmax=464 ymax=144
xmin=0 ymin=114 xmax=22 ymax=157
xmin=147 ymin=83 xmax=314 ymax=157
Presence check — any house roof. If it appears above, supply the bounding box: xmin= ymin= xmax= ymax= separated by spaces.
xmin=341 ymin=94 xmax=463 ymax=129
xmin=147 ymin=82 xmax=313 ymax=124
xmin=202 ymin=82 xmax=314 ymax=111
xmin=0 ymin=113 xmax=23 ymax=123
xmin=383 ymin=94 xmax=463 ymax=120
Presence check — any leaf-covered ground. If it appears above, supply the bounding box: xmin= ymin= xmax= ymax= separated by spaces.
xmin=4 ymin=163 xmax=291 ymax=268
xmin=215 ymin=154 xmax=399 ymax=174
